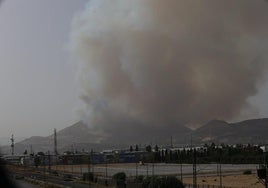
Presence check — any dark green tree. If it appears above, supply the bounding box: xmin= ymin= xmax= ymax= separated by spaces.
xmin=113 ymin=172 xmax=126 ymax=188
xmin=135 ymin=144 xmax=139 ymax=151
xmin=154 ymin=145 xmax=159 ymax=152
xmin=146 ymin=145 xmax=152 ymax=152
xmin=34 ymin=155 xmax=41 ymax=168
xmin=23 ymin=150 xmax=28 ymax=155
xmin=37 ymin=151 xmax=45 ymax=156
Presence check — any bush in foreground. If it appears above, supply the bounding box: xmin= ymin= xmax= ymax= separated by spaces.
xmin=83 ymin=172 xmax=94 ymax=181
xmin=113 ymin=172 xmax=126 ymax=188
xmin=243 ymin=170 xmax=252 ymax=175
xmin=143 ymin=176 xmax=184 ymax=188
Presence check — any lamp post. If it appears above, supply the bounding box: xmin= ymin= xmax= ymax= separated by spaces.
xmin=43 ymin=155 xmax=47 ymax=186
xmin=180 ymin=157 xmax=183 ymax=183
xmin=264 ymin=150 xmax=268 ymax=188
xmin=105 ymin=157 xmax=108 ymax=178
xmin=219 ymin=162 xmax=222 ymax=188
xmin=146 ymin=164 xmax=148 ymax=177
xmin=135 ymin=159 xmax=138 ymax=178
xmin=219 ymin=148 xmax=223 ymax=188
xmin=91 ymin=150 xmax=94 ymax=175
xmin=71 ymin=145 xmax=74 ymax=174
xmin=257 ymin=146 xmax=268 ymax=188
xmin=48 ymin=150 xmax=51 ymax=175
xmin=193 ymin=149 xmax=197 ymax=188
xmin=88 ymin=151 xmax=90 ymax=188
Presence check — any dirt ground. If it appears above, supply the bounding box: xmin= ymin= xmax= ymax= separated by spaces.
xmin=183 ymin=174 xmax=264 ymax=188
xmin=49 ymin=164 xmax=265 ymax=187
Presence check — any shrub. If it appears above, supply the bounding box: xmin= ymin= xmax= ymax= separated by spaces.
xmin=15 ymin=175 xmax=24 ymax=180
xmin=158 ymin=176 xmax=184 ymax=188
xmin=143 ymin=176 xmax=184 ymax=188
xmin=142 ymin=176 xmax=154 ymax=188
xmin=243 ymin=170 xmax=252 ymax=175
xmin=113 ymin=172 xmax=126 ymax=187
xmin=52 ymin=170 xmax=59 ymax=176
xmin=112 ymin=172 xmax=126 ymax=181
xmin=135 ymin=175 xmax=144 ymax=183
xmin=83 ymin=172 xmax=94 ymax=181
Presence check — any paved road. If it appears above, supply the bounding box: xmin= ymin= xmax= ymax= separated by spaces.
xmin=14 ymin=179 xmax=40 ymax=188
xmin=64 ymin=163 xmax=258 ymax=177
xmin=12 ymin=172 xmax=93 ymax=188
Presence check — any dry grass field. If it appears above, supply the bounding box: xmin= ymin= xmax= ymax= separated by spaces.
xmin=183 ymin=174 xmax=264 ymax=188
xmin=49 ymin=163 xmax=264 ymax=187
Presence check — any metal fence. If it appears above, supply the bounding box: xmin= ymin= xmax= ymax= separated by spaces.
xmin=184 ymin=184 xmax=250 ymax=188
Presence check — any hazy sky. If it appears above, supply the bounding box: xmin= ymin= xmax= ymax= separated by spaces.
xmin=0 ymin=0 xmax=87 ymax=140
xmin=0 ymin=0 xmax=268 ymax=141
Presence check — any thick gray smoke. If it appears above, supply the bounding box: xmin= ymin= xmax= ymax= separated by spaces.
xmin=70 ymin=0 xmax=268 ymax=143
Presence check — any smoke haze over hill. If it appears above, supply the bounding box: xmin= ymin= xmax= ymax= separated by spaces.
xmin=70 ymin=0 xmax=268 ymax=142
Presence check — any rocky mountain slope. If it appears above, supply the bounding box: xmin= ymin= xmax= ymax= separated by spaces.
xmin=194 ymin=118 xmax=268 ymax=144
xmin=2 ymin=118 xmax=268 ymax=154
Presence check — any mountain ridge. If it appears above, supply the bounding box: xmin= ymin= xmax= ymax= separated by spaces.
xmin=194 ymin=118 xmax=268 ymax=144
xmin=2 ymin=118 xmax=268 ymax=154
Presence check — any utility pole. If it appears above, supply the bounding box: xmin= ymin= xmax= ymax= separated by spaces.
xmin=151 ymin=154 xmax=155 ymax=186
xmin=152 ymin=162 xmax=155 ymax=177
xmin=43 ymin=154 xmax=47 ymax=186
xmin=105 ymin=155 xmax=108 ymax=186
xmin=54 ymin=129 xmax=58 ymax=155
xmin=263 ymin=151 xmax=268 ymax=188
xmin=54 ymin=128 xmax=58 ymax=171
xmin=171 ymin=136 xmax=173 ymax=148
xmin=219 ymin=162 xmax=222 ymax=188
xmin=91 ymin=149 xmax=94 ymax=175
xmin=146 ymin=164 xmax=148 ymax=177
xmin=257 ymin=147 xmax=268 ymax=188
xmin=193 ymin=149 xmax=197 ymax=188
xmin=180 ymin=157 xmax=183 ymax=183
xmin=151 ymin=162 xmax=155 ymax=186
xmin=105 ymin=157 xmax=108 ymax=178
xmin=30 ymin=145 xmax=33 ymax=155
xmin=191 ymin=134 xmax=197 ymax=188
xmin=71 ymin=145 xmax=74 ymax=174
xmin=135 ymin=159 xmax=138 ymax=178
xmin=219 ymin=149 xmax=223 ymax=188
xmin=11 ymin=134 xmax=14 ymax=156
xmin=88 ymin=151 xmax=90 ymax=188
xmin=48 ymin=150 xmax=51 ymax=175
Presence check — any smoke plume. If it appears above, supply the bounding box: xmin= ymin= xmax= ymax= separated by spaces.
xmin=70 ymin=0 xmax=268 ymax=143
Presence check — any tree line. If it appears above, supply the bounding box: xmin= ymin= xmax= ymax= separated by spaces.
xmin=130 ymin=143 xmax=264 ymax=164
